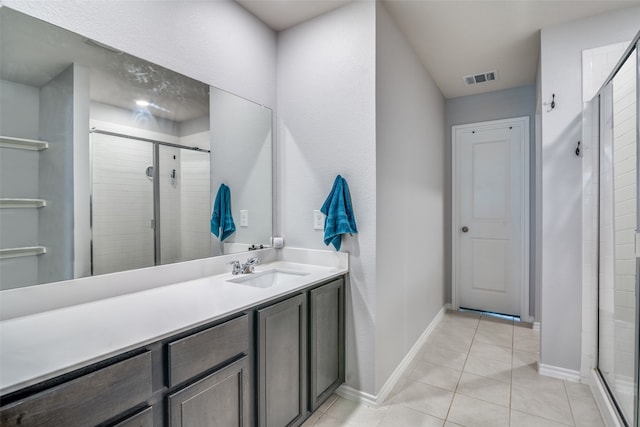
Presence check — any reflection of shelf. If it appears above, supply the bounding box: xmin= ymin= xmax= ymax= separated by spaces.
xmin=0 ymin=198 xmax=46 ymax=209
xmin=0 ymin=246 xmax=47 ymax=259
xmin=0 ymin=136 xmax=48 ymax=151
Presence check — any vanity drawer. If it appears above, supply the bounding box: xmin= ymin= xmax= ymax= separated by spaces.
xmin=0 ymin=351 xmax=152 ymax=427
xmin=168 ymin=314 xmax=249 ymax=387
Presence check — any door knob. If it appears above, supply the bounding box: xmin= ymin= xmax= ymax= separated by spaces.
xmin=461 ymin=226 xmax=469 ymax=233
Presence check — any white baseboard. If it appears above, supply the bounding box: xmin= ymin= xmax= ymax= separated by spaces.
xmin=532 ymin=321 xmax=540 ymax=331
xmin=590 ymin=369 xmax=624 ymax=427
xmin=337 ymin=304 xmax=448 ymax=407
xmin=538 ymin=363 xmax=581 ymax=382
xmin=335 ymin=385 xmax=377 ymax=407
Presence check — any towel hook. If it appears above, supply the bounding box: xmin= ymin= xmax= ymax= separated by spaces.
xmin=544 ymin=94 xmax=556 ymax=112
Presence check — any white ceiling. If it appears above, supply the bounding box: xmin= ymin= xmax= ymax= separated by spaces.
xmin=1 ymin=8 xmax=209 ymax=122
xmin=235 ymin=0 xmax=640 ymax=98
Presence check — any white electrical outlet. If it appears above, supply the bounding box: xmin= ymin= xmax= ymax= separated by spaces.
xmin=313 ymin=210 xmax=324 ymax=230
xmin=240 ymin=210 xmax=249 ymax=227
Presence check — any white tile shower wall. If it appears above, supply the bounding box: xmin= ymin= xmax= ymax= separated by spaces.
xmin=581 ymin=41 xmax=628 ymax=380
xmin=610 ymin=52 xmax=637 ymax=418
xmin=91 ymin=133 xmax=155 ymax=275
xmin=160 ymin=145 xmax=182 ymax=265
xmin=179 ymin=132 xmax=211 ymax=262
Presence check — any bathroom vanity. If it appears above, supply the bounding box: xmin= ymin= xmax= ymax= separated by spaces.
xmin=0 ymin=249 xmax=347 ymax=427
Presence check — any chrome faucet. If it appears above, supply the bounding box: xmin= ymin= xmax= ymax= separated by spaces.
xmin=228 ymin=260 xmax=242 ymax=275
xmin=241 ymin=257 xmax=260 ymax=274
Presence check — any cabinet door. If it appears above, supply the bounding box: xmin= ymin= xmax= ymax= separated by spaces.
xmin=257 ymin=294 xmax=307 ymax=427
xmin=168 ymin=356 xmax=250 ymax=427
xmin=309 ymin=278 xmax=345 ymax=411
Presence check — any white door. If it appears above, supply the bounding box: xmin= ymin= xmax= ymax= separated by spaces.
xmin=453 ymin=117 xmax=529 ymax=317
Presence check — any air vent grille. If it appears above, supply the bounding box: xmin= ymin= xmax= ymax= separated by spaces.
xmin=463 ymin=70 xmax=498 ymax=86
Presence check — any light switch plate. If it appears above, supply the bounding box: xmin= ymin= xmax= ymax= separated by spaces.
xmin=240 ymin=210 xmax=249 ymax=227
xmin=313 ymin=210 xmax=324 ymax=230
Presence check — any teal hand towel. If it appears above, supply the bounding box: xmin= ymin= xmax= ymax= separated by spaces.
xmin=211 ymin=183 xmax=236 ymax=241
xmin=320 ymin=175 xmax=357 ymax=251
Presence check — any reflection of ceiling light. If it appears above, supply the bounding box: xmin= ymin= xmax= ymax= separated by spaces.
xmin=135 ymin=100 xmax=150 ymax=107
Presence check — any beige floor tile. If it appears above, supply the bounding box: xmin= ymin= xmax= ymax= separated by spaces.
xmin=439 ymin=311 xmax=481 ymax=330
xmin=409 ymin=358 xmax=462 ymax=391
xmin=473 ymin=327 xmax=513 ymax=348
xmin=444 ymin=423 xmax=464 ymax=427
xmin=391 ymin=380 xmax=454 ymax=419
xmin=468 ymin=341 xmax=512 ymax=363
xmin=420 ymin=346 xmax=468 ymax=371
xmin=510 ymin=410 xmax=572 ymax=426
xmin=379 ymin=404 xmax=445 ymax=427
xmin=478 ymin=319 xmax=514 ymax=334
xmin=511 ymin=377 xmax=573 ymax=425
xmin=463 ymin=353 xmax=512 ymax=383
xmin=324 ymin=396 xmax=387 ymax=427
xmin=479 ymin=314 xmax=514 ymax=326
xmin=455 ymin=371 xmax=511 ymax=407
xmin=446 ymin=394 xmax=509 ymax=427
xmin=513 ymin=327 xmax=540 ymax=353
xmin=512 ymin=350 xmax=539 ymax=370
xmin=428 ymin=334 xmax=473 ymax=354
xmin=314 ymin=413 xmax=360 ymax=427
xmin=565 ymin=382 xmax=605 ymax=427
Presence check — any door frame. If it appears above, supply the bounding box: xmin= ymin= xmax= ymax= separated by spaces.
xmin=451 ymin=116 xmax=531 ymax=320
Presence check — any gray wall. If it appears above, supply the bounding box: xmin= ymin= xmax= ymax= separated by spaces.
xmin=539 ymin=6 xmax=640 ymax=372
xmin=38 ymin=65 xmax=77 ymax=284
xmin=375 ymin=2 xmax=446 ymax=392
xmin=277 ymin=1 xmax=377 ymax=394
xmin=445 ymin=85 xmax=536 ymax=319
xmin=0 ymin=80 xmax=41 ymax=289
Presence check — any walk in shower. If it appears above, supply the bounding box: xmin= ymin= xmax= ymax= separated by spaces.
xmin=594 ymin=32 xmax=639 ymax=426
xmin=90 ymin=130 xmax=211 ymax=276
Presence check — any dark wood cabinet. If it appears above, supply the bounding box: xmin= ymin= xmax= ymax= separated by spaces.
xmin=0 ymin=275 xmax=346 ymax=427
xmin=257 ymin=294 xmax=307 ymax=427
xmin=309 ymin=277 xmax=345 ymax=411
xmin=168 ymin=356 xmax=250 ymax=427
xmin=0 ymin=352 xmax=152 ymax=427
xmin=112 ymin=406 xmax=153 ymax=427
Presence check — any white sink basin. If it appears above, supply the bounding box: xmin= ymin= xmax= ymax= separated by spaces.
xmin=228 ymin=269 xmax=309 ymax=288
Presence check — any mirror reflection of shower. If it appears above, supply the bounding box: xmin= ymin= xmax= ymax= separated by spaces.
xmin=90 ymin=124 xmax=211 ymax=275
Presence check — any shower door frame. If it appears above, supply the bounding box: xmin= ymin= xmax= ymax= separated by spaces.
xmin=594 ymin=32 xmax=640 ymax=427
xmin=89 ymin=128 xmax=211 ymax=273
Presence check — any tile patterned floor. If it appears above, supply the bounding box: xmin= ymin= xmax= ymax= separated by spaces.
xmin=302 ymin=310 xmax=605 ymax=427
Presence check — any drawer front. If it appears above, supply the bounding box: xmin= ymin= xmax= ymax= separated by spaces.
xmin=168 ymin=314 xmax=249 ymax=387
xmin=112 ymin=406 xmax=153 ymax=427
xmin=0 ymin=351 xmax=152 ymax=427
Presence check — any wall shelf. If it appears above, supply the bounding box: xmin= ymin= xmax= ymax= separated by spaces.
xmin=0 ymin=136 xmax=48 ymax=151
xmin=0 ymin=199 xmax=47 ymax=209
xmin=0 ymin=246 xmax=47 ymax=260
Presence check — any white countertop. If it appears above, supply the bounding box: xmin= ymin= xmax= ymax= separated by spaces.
xmin=0 ymin=259 xmax=347 ymax=395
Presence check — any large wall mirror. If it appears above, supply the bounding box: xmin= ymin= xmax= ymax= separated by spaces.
xmin=0 ymin=7 xmax=273 ymax=290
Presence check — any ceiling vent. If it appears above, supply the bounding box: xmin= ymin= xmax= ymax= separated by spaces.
xmin=463 ymin=70 xmax=498 ymax=86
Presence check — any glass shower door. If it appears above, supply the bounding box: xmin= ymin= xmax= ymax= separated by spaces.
xmin=158 ymin=145 xmax=211 ymax=265
xmin=90 ymin=133 xmax=155 ymax=275
xmin=598 ymin=46 xmax=638 ymax=426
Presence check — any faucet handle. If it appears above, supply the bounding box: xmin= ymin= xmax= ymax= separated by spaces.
xmin=228 ymin=260 xmax=241 ymax=275
xmin=246 ymin=256 xmax=260 ymax=265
